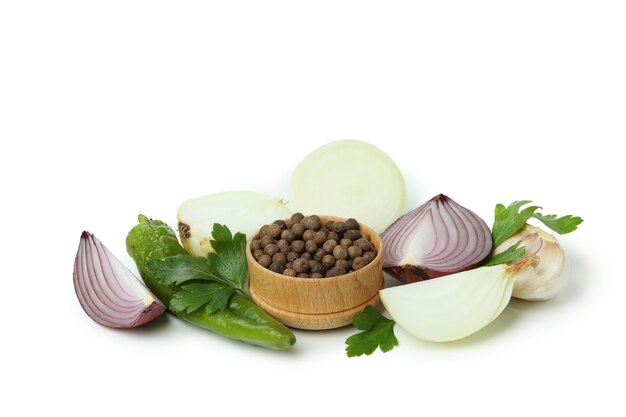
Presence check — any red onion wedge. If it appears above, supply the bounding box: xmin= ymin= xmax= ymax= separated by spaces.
xmin=381 ymin=194 xmax=492 ymax=283
xmin=73 ymin=231 xmax=165 ymax=328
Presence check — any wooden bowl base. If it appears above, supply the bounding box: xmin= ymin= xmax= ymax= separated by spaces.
xmin=250 ymin=286 xmax=382 ymax=330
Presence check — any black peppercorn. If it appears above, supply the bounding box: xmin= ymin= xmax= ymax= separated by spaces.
xmin=325 ymin=266 xmax=347 ymax=277
xmin=287 ymin=251 xmax=299 ymax=263
xmin=277 ymin=238 xmax=289 ymax=251
xmin=260 ymin=235 xmax=274 ymax=248
xmin=335 ymin=259 xmax=351 ymax=271
xmin=333 ymin=245 xmax=348 ymax=260
xmin=345 ymin=218 xmax=359 ymax=230
xmin=354 ymin=238 xmax=372 ymax=252
xmin=343 ymin=229 xmax=361 ymax=241
xmin=347 ymin=245 xmax=363 ymax=259
xmin=269 ymin=262 xmax=285 ymax=274
xmin=250 ymin=239 xmax=262 ymax=252
xmin=297 ymin=273 xmax=310 ymax=278
xmin=291 ymin=223 xmax=305 ymax=237
xmin=310 ymin=262 xmax=325 ymax=274
xmin=305 ymin=240 xmax=318 ymax=254
xmin=332 ymin=221 xmax=347 ymax=234
xmin=258 ymin=254 xmax=272 ymax=268
xmin=267 ymin=223 xmax=282 ymax=239
xmin=293 ymin=258 xmax=310 ymax=273
xmin=303 ymin=215 xmax=322 ymax=231
xmin=302 ymin=229 xmax=315 ymax=242
xmin=281 ymin=229 xmax=297 ymax=243
xmin=291 ymin=240 xmax=305 ymax=254
xmin=310 ymin=272 xmax=324 ymax=278
xmin=313 ymin=248 xmax=327 ymax=262
xmin=322 ymin=239 xmax=337 ymax=253
xmin=313 ymin=231 xmax=326 ymax=245
xmin=272 ymin=252 xmax=287 ymax=264
xmin=340 ymin=238 xmax=352 ymax=248
xmin=264 ymin=244 xmax=279 ymax=256
xmin=283 ymin=268 xmax=297 ymax=277
xmin=327 ymin=231 xmax=339 ymax=241
xmin=362 ymin=250 xmax=377 ymax=263
xmin=291 ymin=212 xmax=305 ymax=224
xmin=253 ymin=249 xmax=265 ymax=260
xmin=322 ymin=254 xmax=336 ymax=269
xmin=352 ymin=256 xmax=368 ymax=270
xmin=273 ymin=219 xmax=288 ymax=230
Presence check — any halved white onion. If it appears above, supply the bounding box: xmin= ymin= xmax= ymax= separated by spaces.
xmin=288 ymin=140 xmax=406 ymax=234
xmin=177 ymin=190 xmax=292 ymax=256
xmin=380 ymin=264 xmax=515 ymax=342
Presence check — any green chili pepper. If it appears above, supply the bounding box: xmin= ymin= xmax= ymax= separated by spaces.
xmin=126 ymin=215 xmax=296 ymax=350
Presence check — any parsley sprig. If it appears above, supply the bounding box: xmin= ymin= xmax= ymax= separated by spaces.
xmin=345 ymin=306 xmax=398 ymax=357
xmin=148 ymin=224 xmax=248 ymax=314
xmin=488 ymin=200 xmax=583 ymax=265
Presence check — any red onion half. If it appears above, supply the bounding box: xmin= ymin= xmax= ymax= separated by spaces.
xmin=73 ymin=231 xmax=165 ymax=328
xmin=381 ymin=194 xmax=492 ymax=283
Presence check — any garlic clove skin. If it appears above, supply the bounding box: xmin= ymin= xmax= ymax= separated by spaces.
xmin=494 ymin=224 xmax=568 ymax=301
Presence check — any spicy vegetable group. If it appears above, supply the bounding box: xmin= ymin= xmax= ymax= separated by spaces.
xmin=72 ymin=139 xmax=583 ymax=355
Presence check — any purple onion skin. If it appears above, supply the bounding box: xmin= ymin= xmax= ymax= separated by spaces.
xmin=381 ymin=194 xmax=492 ymax=284
xmin=383 ymin=260 xmax=486 ymax=283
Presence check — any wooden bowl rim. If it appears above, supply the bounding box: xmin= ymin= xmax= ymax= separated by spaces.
xmin=246 ymin=215 xmax=384 ymax=283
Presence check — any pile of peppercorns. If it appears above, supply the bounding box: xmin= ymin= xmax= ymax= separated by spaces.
xmin=250 ymin=213 xmax=378 ymax=278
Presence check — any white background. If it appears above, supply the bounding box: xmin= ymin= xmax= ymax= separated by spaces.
xmin=1 ymin=1 xmax=624 ymax=416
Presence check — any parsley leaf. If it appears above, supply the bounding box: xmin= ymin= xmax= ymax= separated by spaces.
xmin=491 ymin=200 xmax=542 ymax=247
xmin=206 ymin=224 xmax=248 ymax=292
xmin=147 ymin=255 xmax=225 ymax=286
xmin=170 ymin=283 xmax=235 ymax=314
xmin=147 ymin=224 xmax=249 ymax=313
xmin=532 ymin=213 xmax=583 ymax=234
xmin=345 ymin=306 xmax=398 ymax=357
xmin=491 ymin=200 xmax=584 ymax=248
xmin=483 ymin=241 xmax=525 ymax=266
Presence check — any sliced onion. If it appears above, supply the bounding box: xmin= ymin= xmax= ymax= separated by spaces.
xmin=381 ymin=194 xmax=492 ymax=283
xmin=178 ymin=190 xmax=292 ymax=256
xmin=288 ymin=140 xmax=406 ymax=234
xmin=380 ymin=264 xmax=515 ymax=342
xmin=73 ymin=231 xmax=165 ymax=328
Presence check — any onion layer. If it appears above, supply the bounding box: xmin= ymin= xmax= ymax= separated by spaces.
xmin=380 ymin=264 xmax=515 ymax=342
xmin=73 ymin=231 xmax=165 ymax=328
xmin=177 ymin=191 xmax=292 ymax=257
xmin=381 ymin=194 xmax=492 ymax=283
xmin=288 ymin=140 xmax=406 ymax=234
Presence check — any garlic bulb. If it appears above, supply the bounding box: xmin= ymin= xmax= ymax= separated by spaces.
xmin=493 ymin=224 xmax=568 ymax=301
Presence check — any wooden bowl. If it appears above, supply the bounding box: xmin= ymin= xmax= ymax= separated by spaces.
xmin=247 ymin=216 xmax=384 ymax=330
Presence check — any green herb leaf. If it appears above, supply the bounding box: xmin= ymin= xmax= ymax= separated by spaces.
xmin=206 ymin=224 xmax=248 ymax=292
xmin=147 ymin=224 xmax=249 ymax=313
xmin=148 ymin=255 xmax=224 ymax=286
xmin=484 ymin=242 xmax=526 ymax=266
xmin=491 ymin=200 xmax=542 ymax=247
xmin=345 ymin=306 xmax=398 ymax=357
xmin=169 ymin=283 xmax=235 ymax=314
xmin=532 ymin=213 xmax=584 ymax=234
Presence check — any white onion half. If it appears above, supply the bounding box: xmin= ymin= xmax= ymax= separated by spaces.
xmin=380 ymin=264 xmax=515 ymax=342
xmin=178 ymin=190 xmax=292 ymax=256
xmin=288 ymin=140 xmax=406 ymax=234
